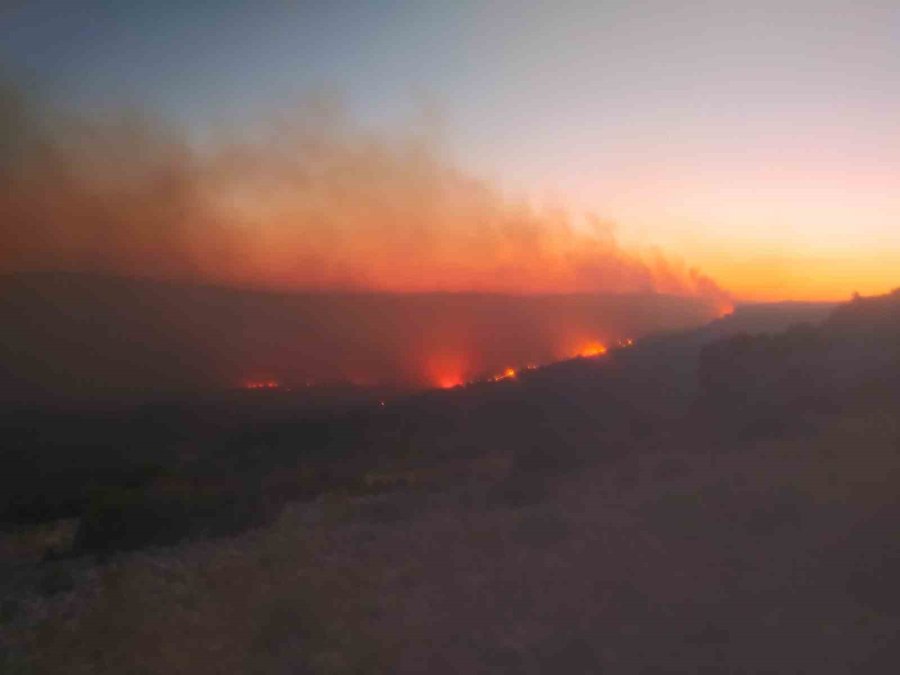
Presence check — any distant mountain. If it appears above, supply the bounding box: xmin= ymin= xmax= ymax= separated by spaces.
xmin=696 ymin=289 xmax=900 ymax=437
xmin=522 ymin=299 xmax=838 ymax=420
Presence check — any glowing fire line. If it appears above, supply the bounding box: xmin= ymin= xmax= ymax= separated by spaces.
xmin=431 ymin=337 xmax=633 ymax=390
xmin=243 ymin=379 xmax=280 ymax=390
xmin=238 ymin=337 xmax=635 ymax=393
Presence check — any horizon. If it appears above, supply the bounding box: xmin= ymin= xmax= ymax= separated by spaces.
xmin=4 ymin=2 xmax=900 ymax=302
xmin=7 ymin=6 xmax=900 ymax=667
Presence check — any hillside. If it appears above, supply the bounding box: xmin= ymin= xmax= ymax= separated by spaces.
xmin=0 ymin=272 xmax=723 ymax=402
xmin=3 ymin=289 xmax=900 ymax=673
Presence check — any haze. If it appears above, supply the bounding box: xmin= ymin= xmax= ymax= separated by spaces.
xmin=4 ymin=1 xmax=900 ymax=301
xmin=6 ymin=4 xmax=900 ymax=671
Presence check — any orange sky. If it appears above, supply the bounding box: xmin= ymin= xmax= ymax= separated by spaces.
xmin=4 ymin=3 xmax=900 ymax=302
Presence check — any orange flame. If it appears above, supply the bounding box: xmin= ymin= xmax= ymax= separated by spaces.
xmin=576 ymin=342 xmax=608 ymax=358
xmin=243 ymin=379 xmax=280 ymax=390
xmin=437 ymin=375 xmax=464 ymax=389
xmin=425 ymin=352 xmax=467 ymax=389
xmin=490 ymin=367 xmax=518 ymax=382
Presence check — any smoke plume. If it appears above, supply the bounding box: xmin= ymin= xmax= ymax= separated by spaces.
xmin=1 ymin=84 xmax=727 ymax=301
xmin=1 ymin=84 xmax=731 ymax=398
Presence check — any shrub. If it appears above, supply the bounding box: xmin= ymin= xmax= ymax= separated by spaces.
xmin=74 ymin=482 xmax=275 ymax=554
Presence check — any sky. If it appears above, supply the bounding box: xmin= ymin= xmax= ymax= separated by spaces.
xmin=2 ymin=0 xmax=900 ymax=301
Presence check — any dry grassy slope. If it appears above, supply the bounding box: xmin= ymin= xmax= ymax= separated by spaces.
xmin=4 ymin=291 xmax=899 ymax=673
xmin=4 ymin=399 xmax=900 ymax=674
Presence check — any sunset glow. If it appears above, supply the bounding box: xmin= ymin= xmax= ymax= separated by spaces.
xmin=5 ymin=4 xmax=900 ymax=666
xmin=3 ymin=4 xmax=899 ymax=302
xmin=3 ymin=1 xmax=897 ymax=398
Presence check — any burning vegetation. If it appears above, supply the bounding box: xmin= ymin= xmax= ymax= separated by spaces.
xmin=0 ymin=82 xmax=727 ymax=401
xmin=0 ymin=272 xmax=708 ymax=401
xmin=242 ymin=380 xmax=281 ymax=391
xmin=577 ymin=342 xmax=608 ymax=358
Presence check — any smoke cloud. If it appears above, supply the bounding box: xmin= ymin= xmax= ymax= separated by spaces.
xmin=1 ymin=84 xmax=727 ymax=301
xmin=1 ymin=84 xmax=731 ymax=397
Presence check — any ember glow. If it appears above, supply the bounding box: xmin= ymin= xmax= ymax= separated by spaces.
xmin=437 ymin=376 xmax=464 ymax=390
xmin=420 ymin=338 xmax=636 ymax=391
xmin=243 ymin=380 xmax=281 ymax=391
xmin=0 ymin=81 xmax=731 ymax=400
xmin=489 ymin=368 xmax=518 ymax=383
xmin=0 ymin=272 xmax=717 ymax=400
xmin=577 ymin=343 xmax=609 ymax=358
xmin=425 ymin=352 xmax=468 ymax=390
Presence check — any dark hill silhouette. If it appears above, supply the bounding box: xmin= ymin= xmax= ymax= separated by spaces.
xmin=697 ymin=288 xmax=900 ymax=438
xmin=528 ymin=299 xmax=835 ymax=420
xmin=0 ymin=283 xmax=838 ymax=537
xmin=0 ymin=271 xmax=721 ymax=404
xmin=5 ymin=286 xmax=900 ymax=673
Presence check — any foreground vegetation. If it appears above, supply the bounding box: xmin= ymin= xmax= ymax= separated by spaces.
xmin=3 ymin=291 xmax=900 ymax=672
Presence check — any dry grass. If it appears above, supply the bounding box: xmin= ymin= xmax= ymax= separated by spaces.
xmin=5 ymin=412 xmax=900 ymax=673
xmin=0 ymin=519 xmax=78 ymax=565
xmin=5 ymin=498 xmax=391 ymax=674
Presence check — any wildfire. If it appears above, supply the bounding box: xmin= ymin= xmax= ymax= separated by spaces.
xmin=490 ymin=367 xmax=518 ymax=382
xmin=243 ymin=379 xmax=280 ymax=390
xmin=420 ymin=335 xmax=642 ymax=390
xmin=241 ymin=335 xmax=635 ymax=394
xmin=425 ymin=351 xmax=468 ymax=389
xmin=577 ymin=342 xmax=608 ymax=358
xmin=437 ymin=375 xmax=464 ymax=389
